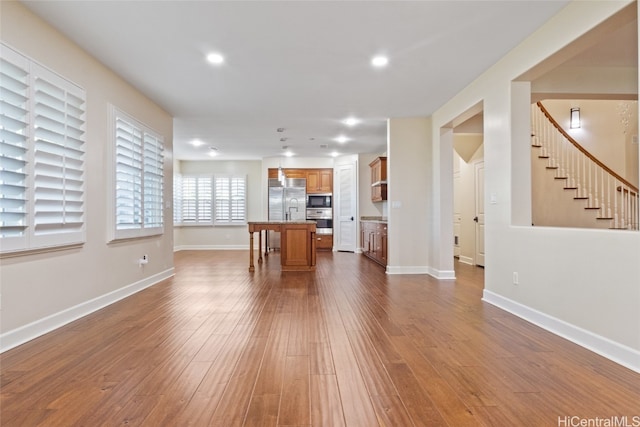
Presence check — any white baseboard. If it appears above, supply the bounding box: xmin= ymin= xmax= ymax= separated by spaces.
xmin=174 ymin=245 xmax=249 ymax=251
xmin=386 ymin=265 xmax=430 ymax=275
xmin=483 ymin=290 xmax=640 ymax=373
xmin=458 ymin=256 xmax=474 ymax=265
xmin=0 ymin=268 xmax=175 ymax=353
xmin=384 ymin=265 xmax=455 ymax=279
xmin=428 ymin=267 xmax=456 ymax=280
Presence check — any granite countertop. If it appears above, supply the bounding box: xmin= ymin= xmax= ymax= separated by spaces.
xmin=360 ymin=216 xmax=387 ymax=223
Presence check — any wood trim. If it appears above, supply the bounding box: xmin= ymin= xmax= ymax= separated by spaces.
xmin=536 ymin=101 xmax=639 ymax=194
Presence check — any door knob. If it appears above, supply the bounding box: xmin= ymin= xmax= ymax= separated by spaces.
xmin=473 ymin=216 xmax=478 ymax=223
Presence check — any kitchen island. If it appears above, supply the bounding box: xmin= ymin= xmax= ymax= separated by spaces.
xmin=248 ymin=221 xmax=317 ymax=272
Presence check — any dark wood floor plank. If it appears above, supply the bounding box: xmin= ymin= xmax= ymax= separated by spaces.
xmin=1 ymin=251 xmax=639 ymax=427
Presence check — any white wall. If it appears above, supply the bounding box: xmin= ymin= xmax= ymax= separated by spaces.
xmin=387 ymin=117 xmax=433 ymax=275
xmin=358 ymin=153 xmax=387 ymax=220
xmin=543 ymin=99 xmax=638 ymax=184
xmin=430 ymin=0 xmax=640 ymax=371
xmin=0 ymin=3 xmax=174 ymax=350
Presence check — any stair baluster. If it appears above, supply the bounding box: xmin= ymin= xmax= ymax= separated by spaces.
xmin=532 ymin=102 xmax=638 ymax=230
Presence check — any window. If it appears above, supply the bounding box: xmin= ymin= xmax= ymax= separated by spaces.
xmin=111 ymin=106 xmax=164 ymax=240
xmin=214 ymin=175 xmax=247 ymax=225
xmin=173 ymin=174 xmax=246 ymax=226
xmin=1 ymin=44 xmax=86 ymax=254
xmin=175 ymin=175 xmax=213 ymax=224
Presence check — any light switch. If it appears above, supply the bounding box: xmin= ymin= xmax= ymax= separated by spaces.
xmin=392 ymin=201 xmax=402 ymax=209
xmin=490 ymin=193 xmax=497 ymax=204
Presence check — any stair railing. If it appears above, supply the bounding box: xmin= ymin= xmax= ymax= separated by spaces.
xmin=532 ymin=101 xmax=639 ymax=230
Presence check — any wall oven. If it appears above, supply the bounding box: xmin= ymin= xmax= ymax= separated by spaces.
xmin=306 ymin=207 xmax=333 ymax=235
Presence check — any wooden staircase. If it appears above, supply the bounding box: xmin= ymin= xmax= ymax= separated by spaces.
xmin=531 ymin=101 xmax=639 ymax=230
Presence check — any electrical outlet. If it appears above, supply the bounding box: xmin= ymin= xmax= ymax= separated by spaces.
xmin=513 ymin=272 xmax=519 ymax=285
xmin=138 ymin=254 xmax=149 ymax=266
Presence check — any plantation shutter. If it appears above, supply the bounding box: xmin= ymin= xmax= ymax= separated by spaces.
xmin=111 ymin=107 xmax=163 ymax=240
xmin=143 ymin=131 xmax=163 ymax=228
xmin=32 ymin=64 xmax=85 ymax=245
xmin=230 ymin=177 xmax=246 ymax=223
xmin=174 ymin=175 xmax=212 ymax=225
xmin=173 ymin=174 xmax=182 ymax=224
xmin=197 ymin=176 xmax=212 ymax=223
xmin=115 ymin=116 xmax=143 ymax=230
xmin=0 ymin=51 xmax=29 ymax=248
xmin=180 ymin=176 xmax=197 ymax=223
xmin=214 ymin=176 xmax=230 ymax=223
xmin=214 ymin=175 xmax=246 ymax=225
xmin=1 ymin=44 xmax=86 ymax=253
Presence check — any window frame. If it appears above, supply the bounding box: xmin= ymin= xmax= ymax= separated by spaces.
xmin=213 ymin=174 xmax=247 ymax=226
xmin=173 ymin=173 xmax=247 ymax=227
xmin=1 ymin=44 xmax=86 ymax=255
xmin=108 ymin=105 xmax=164 ymax=241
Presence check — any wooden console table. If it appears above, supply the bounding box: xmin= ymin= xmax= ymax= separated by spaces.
xmin=248 ymin=221 xmax=317 ymax=272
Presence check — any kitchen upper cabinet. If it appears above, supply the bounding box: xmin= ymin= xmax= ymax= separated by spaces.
xmin=267 ymin=168 xmax=333 ymax=194
xmin=306 ymin=169 xmax=333 ymax=194
xmin=369 ymin=157 xmax=387 ymax=202
xmin=284 ymin=169 xmax=307 ymax=179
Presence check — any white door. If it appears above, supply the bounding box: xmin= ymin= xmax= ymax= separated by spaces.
xmin=453 ymin=171 xmax=461 ymax=258
xmin=474 ymin=161 xmax=485 ymax=267
xmin=335 ymin=161 xmax=357 ymax=252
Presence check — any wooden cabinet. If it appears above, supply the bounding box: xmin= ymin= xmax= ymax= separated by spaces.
xmin=306 ymin=169 xmax=333 ymax=194
xmin=284 ymin=169 xmax=307 ymax=179
xmin=369 ymin=157 xmax=387 ymax=202
xmin=267 ymin=168 xmax=333 ymax=194
xmin=315 ymin=234 xmax=333 ymax=250
xmin=361 ymin=221 xmax=387 ymax=266
xmin=248 ymin=221 xmax=316 ymax=272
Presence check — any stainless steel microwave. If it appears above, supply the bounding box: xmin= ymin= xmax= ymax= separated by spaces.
xmin=307 ymin=194 xmax=332 ymax=208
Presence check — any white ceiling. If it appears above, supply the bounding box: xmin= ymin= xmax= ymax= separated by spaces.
xmin=22 ymin=0 xmax=571 ymax=161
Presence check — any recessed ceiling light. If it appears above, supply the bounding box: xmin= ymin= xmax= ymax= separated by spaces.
xmin=343 ymin=117 xmax=360 ymax=126
xmin=190 ymin=139 xmax=204 ymax=147
xmin=284 ymin=151 xmax=294 ymax=157
xmin=334 ymin=135 xmax=349 ymax=144
xmin=331 ymin=151 xmax=339 ymax=157
xmin=371 ymin=55 xmax=389 ymax=68
xmin=208 ymin=146 xmax=219 ymax=157
xmin=206 ymin=53 xmax=224 ymax=65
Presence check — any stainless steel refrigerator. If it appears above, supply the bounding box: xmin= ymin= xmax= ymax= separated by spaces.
xmin=268 ymin=178 xmax=306 ymax=249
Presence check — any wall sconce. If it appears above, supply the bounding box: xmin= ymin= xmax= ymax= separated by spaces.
xmin=570 ymin=107 xmax=581 ymax=129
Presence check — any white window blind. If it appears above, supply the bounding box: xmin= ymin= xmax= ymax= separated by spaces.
xmin=112 ymin=107 xmax=163 ymax=240
xmin=173 ymin=174 xmax=182 ymax=224
xmin=32 ymin=65 xmax=85 ymax=243
xmin=1 ymin=44 xmax=86 ymax=254
xmin=173 ymin=175 xmax=213 ymax=225
xmin=214 ymin=175 xmax=246 ymax=225
xmin=173 ymin=174 xmax=246 ymax=226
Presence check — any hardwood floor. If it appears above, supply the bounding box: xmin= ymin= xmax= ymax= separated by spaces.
xmin=2 ymin=250 xmax=639 ymax=426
